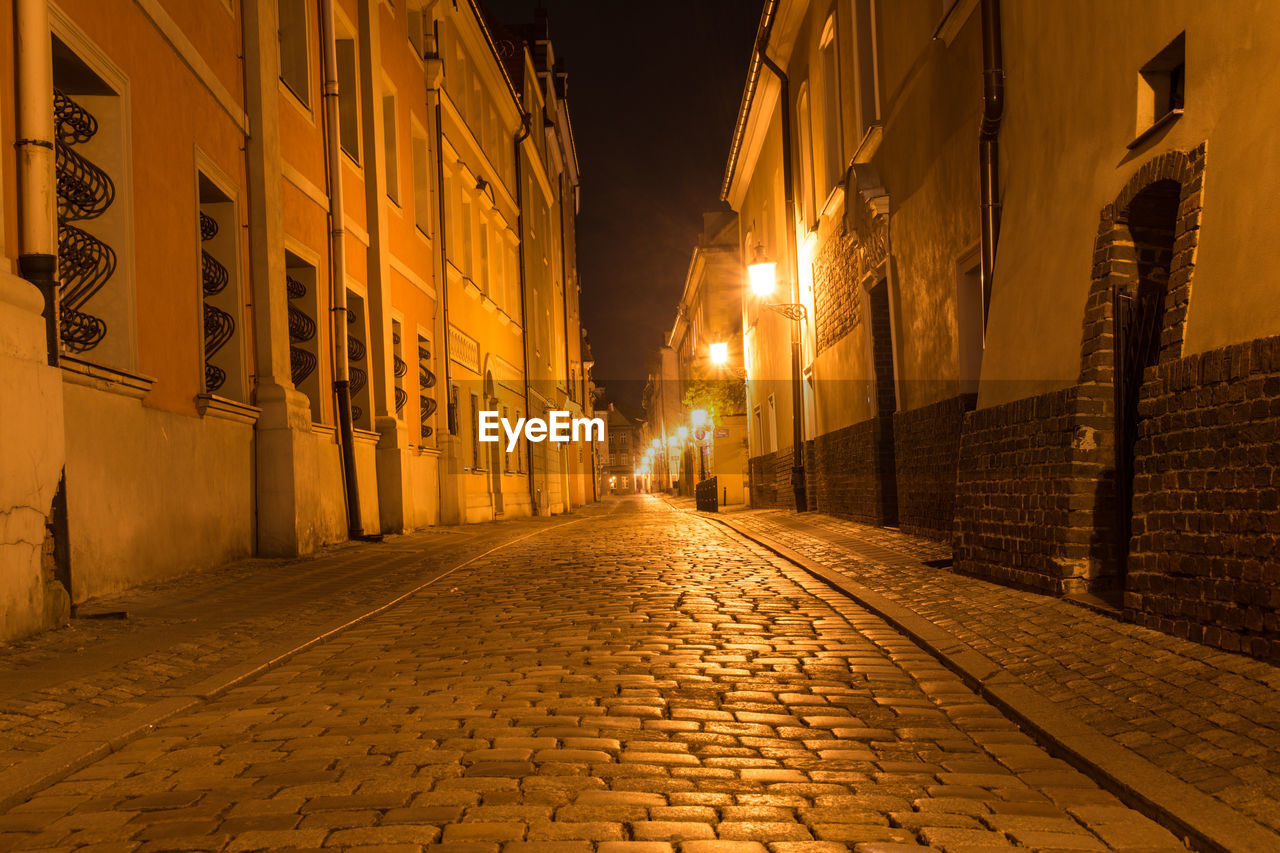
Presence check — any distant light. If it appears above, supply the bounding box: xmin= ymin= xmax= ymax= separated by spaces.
xmin=691 ymin=409 xmax=708 ymax=428
xmin=677 ymin=426 xmax=689 ymax=441
xmin=709 ymin=342 xmax=729 ymax=365
xmin=651 ymin=438 xmax=661 ymax=450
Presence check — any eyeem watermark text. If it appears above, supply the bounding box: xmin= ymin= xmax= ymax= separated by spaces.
xmin=478 ymin=411 xmax=604 ymax=452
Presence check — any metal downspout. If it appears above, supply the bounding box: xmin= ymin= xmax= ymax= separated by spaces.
xmin=319 ymin=0 xmax=364 ymax=538
xmin=15 ymin=0 xmax=59 ymax=366
xmin=513 ymin=114 xmax=538 ymax=512
xmin=758 ymin=52 xmax=808 ymax=514
xmin=979 ymin=0 xmax=1004 ymax=329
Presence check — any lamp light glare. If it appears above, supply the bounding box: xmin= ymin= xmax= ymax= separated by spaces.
xmin=691 ymin=409 xmax=708 ymax=428
xmin=709 ymin=342 xmax=729 ymax=365
xmin=677 ymin=426 xmax=689 ymax=441
xmin=748 ymin=260 xmax=776 ymax=297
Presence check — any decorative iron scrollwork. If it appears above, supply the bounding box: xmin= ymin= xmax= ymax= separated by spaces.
xmin=347 ymin=335 xmax=366 ymax=364
xmin=290 ymin=347 xmax=317 ymax=388
xmin=391 ymin=327 xmax=407 ymax=376
xmin=203 ymin=303 xmax=234 ymax=393
xmin=286 ymin=274 xmax=316 ymax=386
xmin=418 ymin=343 xmax=436 ymax=440
xmin=288 ymin=304 xmax=315 ymax=342
xmin=199 ymin=208 xmax=235 ymax=393
xmin=420 ymin=395 xmax=437 ymax=440
xmin=350 ymin=365 xmax=367 ymax=395
xmin=200 ymin=214 xmax=229 ymax=296
xmin=54 ymin=89 xmax=114 ymax=353
xmin=395 ymin=387 xmax=408 ymax=413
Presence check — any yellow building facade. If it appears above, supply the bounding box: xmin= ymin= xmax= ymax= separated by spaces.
xmin=721 ymin=0 xmax=1280 ymax=661
xmin=0 ymin=0 xmax=593 ymax=642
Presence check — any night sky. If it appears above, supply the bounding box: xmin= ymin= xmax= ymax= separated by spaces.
xmin=482 ymin=0 xmax=762 ymax=414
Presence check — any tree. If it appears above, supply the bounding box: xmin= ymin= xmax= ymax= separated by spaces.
xmin=682 ymin=378 xmax=746 ymax=422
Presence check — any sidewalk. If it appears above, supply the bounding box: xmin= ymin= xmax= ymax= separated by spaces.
xmin=0 ymin=509 xmax=603 ymax=809
xmin=669 ymin=498 xmax=1280 ymax=845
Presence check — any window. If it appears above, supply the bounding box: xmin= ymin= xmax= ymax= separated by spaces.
xmin=796 ymin=84 xmax=815 ymax=228
xmin=51 ymin=34 xmax=134 ymax=371
xmin=392 ymin=319 xmax=407 ymax=417
xmin=198 ymin=173 xmax=244 ymax=401
xmin=850 ymin=0 xmax=880 ymax=141
xmin=818 ymin=17 xmax=843 ymax=194
xmin=336 ymin=38 xmax=360 ymax=161
xmin=478 ymin=218 xmax=490 ymax=296
xmin=460 ymin=193 xmax=473 ymax=276
xmin=956 ymin=252 xmax=984 ymax=394
xmin=407 ymin=2 xmax=427 ymax=58
xmin=503 ymin=406 xmax=512 ymax=472
xmin=278 ymin=0 xmax=310 ymax=107
xmin=470 ymin=392 xmax=481 ymax=469
xmin=516 ymin=409 xmax=525 ymax=471
xmin=285 ymin=252 xmax=322 ymax=420
xmin=766 ymin=394 xmax=777 ymax=453
xmin=1134 ymin=32 xmax=1185 ymax=145
xmin=382 ymin=93 xmax=398 ymax=202
xmin=346 ymin=290 xmax=371 ymax=429
xmin=411 ymin=126 xmax=431 ymax=235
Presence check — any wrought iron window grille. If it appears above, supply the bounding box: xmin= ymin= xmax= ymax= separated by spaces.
xmin=54 ymin=89 xmax=114 ymax=354
xmin=286 ymin=274 xmax=318 ymax=387
xmin=199 ymin=211 xmax=234 ymax=393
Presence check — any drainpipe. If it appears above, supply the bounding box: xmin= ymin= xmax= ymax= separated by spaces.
xmin=758 ymin=52 xmax=808 ymax=514
xmin=15 ymin=0 xmax=59 ymax=366
xmin=513 ymin=112 xmax=538 ymax=513
xmin=319 ymin=0 xmax=364 ymax=538
xmin=979 ymin=0 xmax=1004 ymax=329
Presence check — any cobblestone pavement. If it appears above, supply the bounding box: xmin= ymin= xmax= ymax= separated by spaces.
xmin=0 ymin=496 xmax=1185 ymax=851
xmin=715 ymin=506 xmax=1280 ymax=834
xmin=0 ymin=513 xmax=594 ymax=776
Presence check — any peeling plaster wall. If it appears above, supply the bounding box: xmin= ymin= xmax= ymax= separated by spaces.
xmin=0 ymin=278 xmax=68 ymax=641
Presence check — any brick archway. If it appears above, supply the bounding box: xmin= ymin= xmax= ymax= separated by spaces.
xmin=1078 ymin=145 xmax=1206 ymax=384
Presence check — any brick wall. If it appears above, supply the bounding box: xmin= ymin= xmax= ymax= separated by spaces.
xmin=812 ymin=221 xmax=861 ymax=354
xmin=804 ymin=417 xmax=895 ymax=525
xmin=894 ymin=393 xmax=976 ymax=542
xmin=748 ymin=447 xmax=797 ymax=510
xmin=1126 ymin=335 xmax=1280 ymax=662
xmin=953 ymin=387 xmax=1096 ymax=594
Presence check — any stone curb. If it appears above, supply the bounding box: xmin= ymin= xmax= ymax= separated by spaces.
xmin=0 ymin=518 xmax=584 ymax=815
xmin=686 ymin=506 xmax=1278 ymax=853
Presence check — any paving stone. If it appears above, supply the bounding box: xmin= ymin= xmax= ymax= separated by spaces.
xmin=0 ymin=498 xmax=1193 ymax=852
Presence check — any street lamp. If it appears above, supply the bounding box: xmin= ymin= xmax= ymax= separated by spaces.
xmin=748 ymin=245 xmax=778 ymax=297
xmin=709 ymin=341 xmax=729 ymax=366
xmin=691 ymin=409 xmax=708 ymax=429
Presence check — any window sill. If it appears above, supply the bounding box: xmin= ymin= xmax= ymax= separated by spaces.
xmin=61 ymin=356 xmax=155 ymax=401
xmin=196 ymin=393 xmax=261 ymax=425
xmin=1127 ymin=108 xmax=1183 ymax=150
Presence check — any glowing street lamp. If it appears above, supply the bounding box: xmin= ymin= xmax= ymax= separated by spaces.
xmin=691 ymin=409 xmax=708 ymax=429
xmin=748 ymin=245 xmax=776 ymax=297
xmin=709 ymin=341 xmax=729 ymax=365
xmin=677 ymin=426 xmax=689 ymax=441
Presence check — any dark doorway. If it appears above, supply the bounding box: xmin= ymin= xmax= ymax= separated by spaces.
xmin=1112 ymin=180 xmax=1179 ymax=584
xmin=869 ymin=279 xmax=899 ymax=526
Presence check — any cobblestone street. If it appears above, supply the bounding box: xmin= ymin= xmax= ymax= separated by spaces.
xmin=0 ymin=497 xmax=1190 ymax=852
